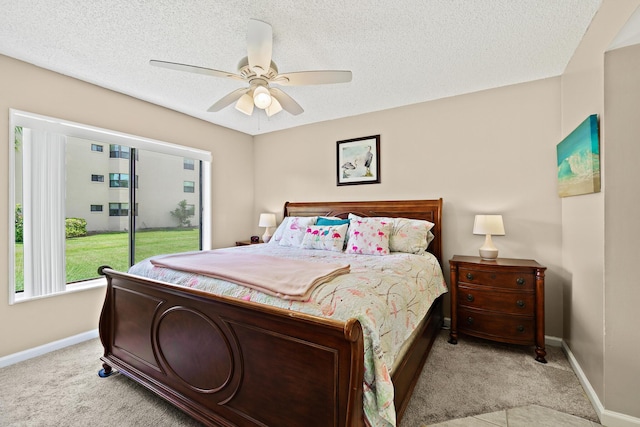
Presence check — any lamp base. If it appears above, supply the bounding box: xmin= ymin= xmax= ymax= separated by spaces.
xmin=479 ymin=234 xmax=499 ymax=260
xmin=479 ymin=248 xmax=499 ymax=260
xmin=262 ymin=229 xmax=273 ymax=243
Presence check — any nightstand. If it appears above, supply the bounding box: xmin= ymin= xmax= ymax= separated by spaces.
xmin=235 ymin=240 xmax=264 ymax=246
xmin=448 ymin=255 xmax=547 ymax=363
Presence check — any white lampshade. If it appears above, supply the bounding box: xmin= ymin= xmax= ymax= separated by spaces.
xmin=258 ymin=213 xmax=276 ymax=243
xmin=472 ymin=215 xmax=505 ymax=260
xmin=253 ymin=86 xmax=272 ymax=109
xmin=265 ymin=97 xmax=282 ymax=117
xmin=258 ymin=213 xmax=276 ymax=228
xmin=235 ymin=93 xmax=255 ymax=115
xmin=473 ymin=215 xmax=505 ymax=236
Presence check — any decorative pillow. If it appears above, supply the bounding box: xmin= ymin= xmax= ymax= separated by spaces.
xmin=348 ymin=214 xmax=435 ymax=254
xmin=301 ymin=224 xmax=348 ymax=252
xmin=389 ymin=217 xmax=435 ymax=254
xmin=269 ymin=217 xmax=290 ymax=244
xmin=316 ymin=216 xmax=350 ymax=226
xmin=278 ymin=216 xmax=317 ymax=247
xmin=346 ymin=218 xmax=392 ymax=256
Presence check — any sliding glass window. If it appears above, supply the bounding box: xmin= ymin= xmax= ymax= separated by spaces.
xmin=9 ymin=110 xmax=211 ymax=303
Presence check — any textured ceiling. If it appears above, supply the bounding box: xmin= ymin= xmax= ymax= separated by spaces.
xmin=1 ymin=1 xmax=602 ymax=136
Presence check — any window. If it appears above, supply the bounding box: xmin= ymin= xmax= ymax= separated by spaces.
xmin=91 ymin=143 xmax=103 ymax=152
xmin=184 ymin=181 xmax=195 ymax=193
xmin=109 ymin=144 xmax=130 ymax=159
xmin=109 ymin=203 xmax=128 ymax=216
xmin=184 ymin=158 xmax=195 ymax=170
xmin=10 ymin=109 xmax=211 ymax=303
xmin=109 ymin=173 xmax=129 ymax=188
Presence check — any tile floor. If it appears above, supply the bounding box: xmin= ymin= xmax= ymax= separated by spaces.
xmin=426 ymin=404 xmax=602 ymax=427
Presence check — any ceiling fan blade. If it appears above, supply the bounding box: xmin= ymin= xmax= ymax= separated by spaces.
xmin=247 ymin=19 xmax=272 ymax=76
xmin=271 ymin=70 xmax=352 ymax=86
xmin=269 ymin=87 xmax=303 ymax=116
xmin=150 ymin=60 xmax=244 ymax=82
xmin=207 ymin=88 xmax=250 ymax=112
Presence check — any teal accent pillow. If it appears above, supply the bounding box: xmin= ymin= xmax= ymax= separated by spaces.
xmin=316 ymin=217 xmax=350 ymax=226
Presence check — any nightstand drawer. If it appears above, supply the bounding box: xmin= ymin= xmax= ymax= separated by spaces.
xmin=458 ymin=267 xmax=535 ymax=291
xmin=458 ymin=307 xmax=535 ymax=345
xmin=458 ymin=285 xmax=534 ymax=315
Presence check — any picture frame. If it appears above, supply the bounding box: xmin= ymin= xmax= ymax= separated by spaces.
xmin=336 ymin=135 xmax=380 ymax=186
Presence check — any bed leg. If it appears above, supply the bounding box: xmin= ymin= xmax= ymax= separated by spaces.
xmin=98 ymin=363 xmax=115 ymax=378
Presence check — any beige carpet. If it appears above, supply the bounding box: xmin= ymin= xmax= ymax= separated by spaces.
xmin=401 ymin=330 xmax=599 ymax=426
xmin=0 ymin=329 xmax=598 ymax=426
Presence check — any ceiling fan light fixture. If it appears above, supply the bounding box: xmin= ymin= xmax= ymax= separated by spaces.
xmin=253 ymin=85 xmax=272 ymax=109
xmin=235 ymin=93 xmax=254 ymax=115
xmin=266 ymin=97 xmax=283 ymax=117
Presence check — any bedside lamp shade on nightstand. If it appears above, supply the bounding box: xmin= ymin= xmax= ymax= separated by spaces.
xmin=473 ymin=215 xmax=505 ymax=260
xmin=258 ymin=213 xmax=277 ymax=243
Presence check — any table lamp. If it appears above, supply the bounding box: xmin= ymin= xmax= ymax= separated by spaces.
xmin=258 ymin=213 xmax=276 ymax=243
xmin=473 ymin=215 xmax=505 ymax=260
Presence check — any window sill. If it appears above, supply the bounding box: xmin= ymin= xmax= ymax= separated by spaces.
xmin=11 ymin=277 xmax=107 ymax=304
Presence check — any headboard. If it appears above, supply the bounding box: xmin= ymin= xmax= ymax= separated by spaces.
xmin=283 ymin=199 xmax=443 ymax=265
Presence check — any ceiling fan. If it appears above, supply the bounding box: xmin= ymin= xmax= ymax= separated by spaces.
xmin=150 ymin=19 xmax=352 ymax=117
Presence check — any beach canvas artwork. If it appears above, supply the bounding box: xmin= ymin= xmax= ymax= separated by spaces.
xmin=557 ymin=115 xmax=601 ymax=197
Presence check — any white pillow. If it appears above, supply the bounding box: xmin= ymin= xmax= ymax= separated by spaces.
xmin=269 ymin=217 xmax=290 ymax=245
xmin=301 ymin=224 xmax=348 ymax=252
xmin=390 ymin=217 xmax=435 ymax=254
xmin=278 ymin=216 xmax=317 ymax=247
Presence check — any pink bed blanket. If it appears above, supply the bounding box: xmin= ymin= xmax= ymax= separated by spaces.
xmin=150 ymin=250 xmax=350 ymax=301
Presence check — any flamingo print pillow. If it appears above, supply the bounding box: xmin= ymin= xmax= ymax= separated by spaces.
xmin=300 ymin=224 xmax=349 ymax=252
xmin=348 ymin=214 xmax=434 ymax=254
xmin=278 ymin=216 xmax=317 ymax=247
xmin=346 ymin=218 xmax=392 ymax=256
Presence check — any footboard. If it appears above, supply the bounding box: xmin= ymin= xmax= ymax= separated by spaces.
xmin=98 ymin=267 xmax=365 ymax=427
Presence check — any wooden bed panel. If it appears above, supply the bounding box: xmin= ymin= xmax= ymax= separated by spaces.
xmin=101 ymin=271 xmax=364 ymax=427
xmin=98 ymin=199 xmax=444 ymax=427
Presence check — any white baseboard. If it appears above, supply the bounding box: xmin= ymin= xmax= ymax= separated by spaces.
xmin=0 ymin=329 xmax=98 ymax=369
xmin=562 ymin=341 xmax=640 ymax=427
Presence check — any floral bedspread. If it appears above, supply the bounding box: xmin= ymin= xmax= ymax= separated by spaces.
xmin=128 ymin=244 xmax=448 ymax=427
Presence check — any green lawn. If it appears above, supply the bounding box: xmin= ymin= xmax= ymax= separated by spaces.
xmin=15 ymin=228 xmax=199 ymax=292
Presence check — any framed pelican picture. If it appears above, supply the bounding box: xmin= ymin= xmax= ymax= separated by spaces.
xmin=336 ymin=134 xmax=380 ymax=186
xmin=556 ymin=114 xmax=601 ymax=197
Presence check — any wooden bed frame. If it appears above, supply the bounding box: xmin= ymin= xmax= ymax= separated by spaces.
xmin=98 ymin=199 xmax=444 ymax=427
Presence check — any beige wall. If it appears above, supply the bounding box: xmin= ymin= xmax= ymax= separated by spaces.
xmin=254 ymin=77 xmax=564 ymax=337
xmin=560 ymin=0 xmax=640 ymax=422
xmin=0 ymin=54 xmax=254 ymax=357
xmin=604 ymin=43 xmax=640 ymax=418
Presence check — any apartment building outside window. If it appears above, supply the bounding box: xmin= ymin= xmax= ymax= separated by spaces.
xmin=10 ymin=109 xmax=211 ymax=303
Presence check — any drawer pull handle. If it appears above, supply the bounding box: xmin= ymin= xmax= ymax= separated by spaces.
xmin=467 ymin=316 xmax=474 ymax=325
xmin=516 ymin=300 xmax=525 ymax=308
xmin=516 ymin=277 xmax=526 ymax=286
xmin=517 ymin=325 xmax=525 ymax=333
xmin=466 ymin=294 xmax=475 ymax=302
xmin=466 ymin=273 xmax=474 ymax=280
